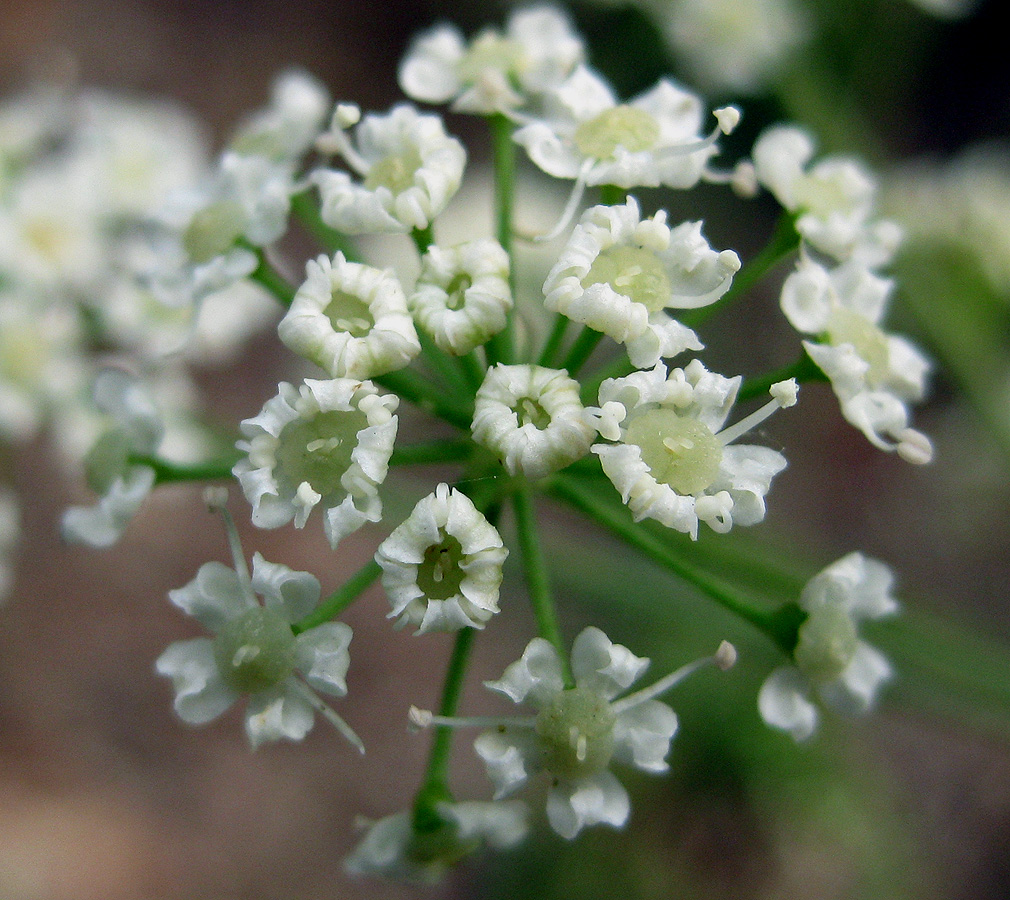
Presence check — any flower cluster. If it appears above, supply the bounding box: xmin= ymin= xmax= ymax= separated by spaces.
xmin=29 ymin=2 xmax=940 ymax=885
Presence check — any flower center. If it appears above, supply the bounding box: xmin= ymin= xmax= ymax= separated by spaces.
xmin=794 ymin=602 xmax=859 ymax=683
xmin=456 ymin=34 xmax=525 ymax=86
xmin=444 ymin=272 xmax=472 ymax=311
xmin=826 ymin=307 xmax=890 ymax=386
xmin=274 ymin=408 xmax=368 ymax=496
xmin=573 ymin=105 xmax=660 ymax=160
xmin=582 ymin=245 xmax=671 ymax=312
xmin=535 ymin=687 xmax=617 ymax=779
xmin=515 ymin=396 xmax=552 ymax=430
xmin=325 ymin=290 xmax=375 ymax=336
xmin=416 ymin=534 xmax=466 ymax=601
xmin=212 ymin=606 xmax=295 ymax=694
xmin=182 ymin=199 xmax=246 ymax=264
xmin=364 ymin=147 xmax=423 ymax=195
xmin=624 ymin=408 xmax=724 ymax=495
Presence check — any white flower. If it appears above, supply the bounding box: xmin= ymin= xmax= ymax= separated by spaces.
xmin=375 ymin=483 xmax=507 ymax=633
xmin=589 ymin=360 xmax=794 ymax=539
xmin=472 ymin=627 xmax=686 ymax=839
xmin=0 ymin=487 xmax=19 ymax=604
xmin=752 ymin=124 xmax=902 ymax=266
xmin=513 ymin=66 xmax=738 ymax=192
xmin=543 ymin=197 xmax=740 ymax=367
xmin=409 ymin=239 xmax=512 ymax=355
xmin=780 ymin=255 xmax=933 ymax=463
xmin=758 ymin=552 xmax=898 ymax=741
xmin=312 ymin=104 xmax=466 ymax=234
xmin=156 ymin=550 xmax=361 ymax=750
xmin=61 ymin=369 xmax=164 ymax=548
xmin=278 ymin=252 xmax=420 ymax=378
xmin=233 ymin=378 xmax=398 ymax=549
xmin=230 ymin=68 xmax=331 ymax=162
xmin=471 ymin=364 xmax=596 ymax=480
xmin=398 ymin=5 xmax=584 ymax=116
xmin=344 ymin=801 xmax=528 ymax=883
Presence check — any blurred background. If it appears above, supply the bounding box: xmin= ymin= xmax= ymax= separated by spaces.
xmin=2 ymin=0 xmax=1009 ymax=898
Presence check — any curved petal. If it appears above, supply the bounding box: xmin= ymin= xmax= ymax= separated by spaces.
xmin=546 ymin=770 xmax=630 ymax=839
xmin=243 ymin=683 xmax=315 ymax=748
xmin=757 ymin=666 xmax=818 ymax=741
xmin=612 ymin=699 xmax=678 ymax=772
xmin=251 ymin=552 xmax=321 ymax=622
xmin=571 ymin=626 xmax=649 ymax=700
xmin=484 ymin=636 xmax=563 ymax=706
xmin=155 ymin=638 xmax=238 ymax=725
xmin=294 ymin=621 xmax=352 ymax=696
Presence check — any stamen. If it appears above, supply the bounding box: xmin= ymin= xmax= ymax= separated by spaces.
xmin=896 ymin=428 xmax=933 ymax=465
xmin=408 ymin=705 xmax=534 ymax=732
xmin=532 ymin=158 xmax=593 ymax=243
xmin=202 ymin=486 xmax=254 ymax=601
xmin=314 ymin=104 xmax=372 ymax=178
xmin=290 ymin=678 xmax=365 ymax=754
xmin=716 ymin=379 xmax=798 ymax=447
xmin=652 ymin=106 xmax=740 ymax=162
xmin=609 ymin=641 xmax=736 ymax=715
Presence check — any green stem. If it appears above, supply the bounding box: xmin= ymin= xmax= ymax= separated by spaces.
xmin=390 ymin=438 xmax=473 ymax=467
xmin=560 ymin=327 xmax=604 ymax=378
xmin=130 ymin=453 xmax=240 ymax=485
xmin=374 ymin=370 xmax=473 ymax=431
xmin=290 ymin=189 xmax=361 ymax=261
xmin=416 ymin=328 xmax=472 ymax=401
xmin=681 ymin=212 xmax=800 ymax=329
xmin=580 ymin=354 xmax=635 ymax=405
xmin=292 ymin=559 xmax=381 ymax=634
xmin=248 ymin=247 xmax=297 ymax=307
xmin=737 ymin=350 xmax=827 ymax=403
xmin=413 ymin=626 xmax=476 ymax=827
xmin=512 ymin=485 xmax=573 ymax=686
xmin=537 ymin=313 xmax=570 ymax=369
xmin=549 ymin=473 xmax=802 ymax=654
xmin=485 ymin=114 xmax=515 ymax=366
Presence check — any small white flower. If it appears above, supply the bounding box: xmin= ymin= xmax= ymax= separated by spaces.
xmin=278 ymin=252 xmax=420 ymax=379
xmin=156 ymin=549 xmax=361 ymax=751
xmin=312 ymin=104 xmax=466 ymax=234
xmin=589 ymin=360 xmax=794 ymax=539
xmin=344 ymin=800 xmax=528 ymax=883
xmin=471 ymin=364 xmax=596 ymax=480
xmin=0 ymin=487 xmax=20 ymax=603
xmin=543 ymin=197 xmax=740 ymax=367
xmin=398 ymin=5 xmax=584 ymax=116
xmin=514 ymin=66 xmax=738 ymax=192
xmin=752 ymin=124 xmax=902 ymax=266
xmin=472 ymin=627 xmax=690 ymax=839
xmin=61 ymin=369 xmax=164 ymax=548
xmin=375 ymin=483 xmax=507 ymax=634
xmin=758 ymin=552 xmax=898 ymax=741
xmin=233 ymin=378 xmax=398 ymax=549
xmin=409 ymin=239 xmax=512 ymax=355
xmin=780 ymin=255 xmax=933 ymax=463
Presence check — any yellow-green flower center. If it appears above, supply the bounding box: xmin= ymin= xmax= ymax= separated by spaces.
xmin=624 ymin=408 xmax=723 ymax=495
xmin=794 ymin=602 xmax=858 ymax=683
xmin=535 ymin=687 xmax=617 ymax=779
xmin=416 ymin=534 xmax=466 ymax=601
xmin=182 ymin=199 xmax=246 ymax=264
xmin=444 ymin=272 xmax=472 ymax=311
xmin=826 ymin=307 xmax=890 ymax=387
xmin=364 ymin=148 xmax=423 ymax=195
xmin=515 ymin=396 xmax=552 ymax=430
xmin=325 ymin=290 xmax=374 ymax=336
xmin=582 ymin=245 xmax=671 ymax=312
xmin=456 ymin=34 xmax=525 ymax=86
xmin=573 ymin=105 xmax=660 ymax=160
xmin=213 ymin=606 xmax=295 ymax=694
xmin=275 ymin=408 xmax=368 ymax=496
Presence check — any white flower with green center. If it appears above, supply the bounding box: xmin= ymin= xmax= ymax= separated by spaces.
xmin=398 ymin=5 xmax=584 ymax=116
xmin=156 ymin=522 xmax=362 ymax=751
xmin=312 ymin=104 xmax=465 ymax=234
xmin=0 ymin=487 xmax=19 ymax=604
xmin=61 ymin=369 xmax=164 ymax=548
xmin=344 ymin=799 xmax=528 ymax=883
xmin=233 ymin=378 xmax=398 ymax=549
xmin=409 ymin=239 xmax=512 ymax=356
xmin=278 ymin=252 xmax=420 ymax=379
xmin=589 ymin=360 xmax=796 ymax=539
xmin=758 ymin=552 xmax=898 ymax=741
xmin=412 ymin=628 xmax=732 ymax=839
xmin=513 ymin=65 xmax=738 ymax=205
xmin=543 ymin=197 xmax=740 ymax=367
xmin=752 ymin=124 xmax=902 ymax=266
xmin=780 ymin=256 xmax=933 ymax=463
xmin=375 ymin=483 xmax=507 ymax=634
xmin=471 ymin=364 xmax=596 ymax=480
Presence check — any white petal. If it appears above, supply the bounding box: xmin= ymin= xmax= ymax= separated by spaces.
xmin=474 ymin=729 xmax=536 ymax=799
xmin=612 ymin=699 xmax=678 ymax=772
xmin=155 ymin=638 xmax=238 ymax=725
xmin=251 ymin=551 xmax=321 ymax=622
xmin=294 ymin=622 xmax=352 ymax=696
xmin=571 ymin=626 xmax=650 ymax=700
xmin=757 ymin=666 xmax=819 ymax=741
xmin=545 ymin=770 xmax=630 ymax=839
xmin=820 ymin=641 xmax=892 ymax=716
xmin=484 ymin=636 xmax=564 ymax=705
xmin=243 ymin=683 xmax=315 ymax=748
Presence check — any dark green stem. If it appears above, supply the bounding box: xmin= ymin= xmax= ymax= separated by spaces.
xmin=375 ymin=370 xmax=473 ymax=431
xmin=537 ymin=314 xmax=570 ymax=369
xmin=737 ymin=350 xmax=827 ymax=403
xmin=560 ymin=327 xmax=604 ymax=378
xmin=485 ymin=114 xmax=515 ymax=366
xmin=292 ymin=559 xmax=381 ymax=634
xmin=512 ymin=485 xmax=573 ymax=686
xmin=130 ymin=453 xmax=240 ymax=485
xmin=390 ymin=438 xmax=473 ymax=467
xmin=412 ymin=224 xmax=435 ymax=256
xmin=290 ymin=189 xmax=361 ymax=261
xmin=248 ymin=247 xmax=297 ymax=307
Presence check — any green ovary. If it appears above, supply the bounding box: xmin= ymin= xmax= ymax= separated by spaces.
xmin=416 ymin=534 xmax=465 ymax=601
xmin=275 ymin=409 xmax=368 ymax=496
xmin=535 ymin=687 xmax=617 ymax=779
xmin=582 ymin=245 xmax=671 ymax=312
xmin=325 ymin=290 xmax=374 ymax=336
xmin=182 ymin=199 xmax=245 ymax=264
xmin=515 ymin=396 xmax=552 ymax=430
xmin=456 ymin=34 xmax=524 ymax=85
xmin=444 ymin=272 xmax=472 ymax=311
xmin=827 ymin=307 xmax=890 ymax=386
xmin=573 ymin=106 xmax=660 ymax=160
xmin=364 ymin=148 xmax=423 ymax=195
xmin=213 ymin=606 xmax=295 ymax=694
xmin=794 ymin=603 xmax=858 ymax=683
xmin=623 ymin=408 xmax=723 ymax=495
